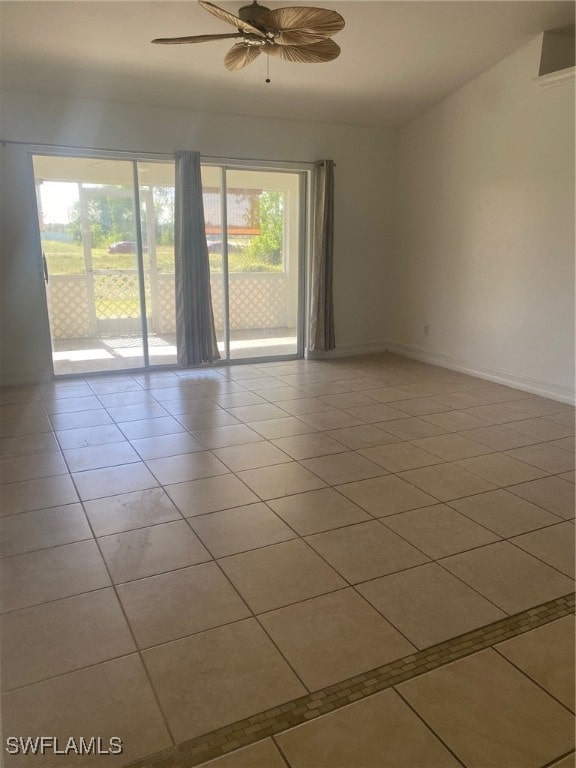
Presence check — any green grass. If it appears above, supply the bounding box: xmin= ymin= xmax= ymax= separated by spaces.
xmin=42 ymin=240 xmax=282 ymax=274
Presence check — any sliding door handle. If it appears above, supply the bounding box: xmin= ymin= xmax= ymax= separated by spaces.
xmin=42 ymin=252 xmax=49 ymax=283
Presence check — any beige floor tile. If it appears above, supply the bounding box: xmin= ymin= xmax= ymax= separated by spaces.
xmin=247 ymin=416 xmax=317 ymax=439
xmin=0 ymin=451 xmax=68 ymax=484
xmin=388 ymin=398 xmax=451 ymax=417
xmin=97 ymin=391 xmax=157 ymax=408
xmin=2 ymin=655 xmax=171 ymax=767
xmin=117 ymin=561 xmax=250 ymax=648
xmin=459 ymin=424 xmax=538 ymax=450
xmin=399 ymin=463 xmax=497 ymax=501
xmin=88 ymin=378 xmax=143 ymax=395
xmin=117 ymin=415 xmax=187 ymax=440
xmin=548 ymin=753 xmax=576 ymax=768
xmin=130 ymin=432 xmax=205 ymax=460
xmin=550 ymin=436 xmax=575 ymax=453
xmin=559 ymin=470 xmax=575 ymax=483
xmin=511 ymin=522 xmax=575 ymax=577
xmin=0 ymin=432 xmax=60 ymax=459
xmin=219 ymin=539 xmax=345 ymax=613
xmin=268 ymin=488 xmax=371 ymax=535
xmin=99 ymin=520 xmax=211 ymax=583
xmin=84 ymin=488 xmax=181 ymax=536
xmin=189 ymin=502 xmax=296 ymax=557
xmin=162 ymin=397 xmax=222 ymax=416
xmin=422 ymin=411 xmax=490 ymax=432
xmin=63 ymin=442 xmax=141 ymax=472
xmin=0 ymin=503 xmax=92 ymax=557
xmin=381 ymin=417 xmax=449 ymax=440
xmin=276 ymin=688 xmax=460 ymax=767
xmin=359 ymin=442 xmax=441 ymax=472
xmin=383 ymin=504 xmax=499 ymax=559
xmin=398 ymin=649 xmax=575 ymax=768
xmin=302 ymin=451 xmax=386 ymax=485
xmin=55 ymin=424 xmax=126 ymax=450
xmin=324 ymin=424 xmax=397 ymax=449
xmin=225 ymin=403 xmax=290 ymax=423
xmin=177 ymin=411 xmax=241 ymax=430
xmin=145 ymin=451 xmax=229 ymax=485
xmin=261 ymin=588 xmax=415 ymax=691
xmin=358 ymin=562 xmax=505 ymax=649
xmin=142 ymin=619 xmax=305 ymax=742
xmin=440 ymin=541 xmax=574 ymax=613
xmin=470 ymin=385 xmax=534 ymax=404
xmin=0 ymin=540 xmax=110 ymax=612
xmin=192 ymin=424 xmax=264 ymax=449
xmin=343 ymin=403 xmax=407 ymax=423
xmin=237 ymin=462 xmax=326 ymax=500
xmin=411 ymin=434 xmax=493 ymax=461
xmin=360 ymin=386 xmax=416 ymax=403
xmin=449 ymin=489 xmax=562 ymax=537
xmin=508 ymin=476 xmax=575 ymax=519
xmin=0 ymin=474 xmax=78 ymax=516
xmin=461 ymin=403 xmax=533 ymax=425
xmin=211 ymin=391 xmax=267 ymax=407
xmin=319 ymin=392 xmax=375 ymax=409
xmin=431 ymin=392 xmax=488 ymax=409
xmin=337 ymin=474 xmax=437 ymax=516
xmin=213 ymin=442 xmax=292 ymax=472
xmin=271 ymin=433 xmax=347 ymax=460
xmin=504 ymin=397 xmax=573 ymax=418
xmin=298 ymin=382 xmax=349 ymax=397
xmin=299 ymin=410 xmax=364 ymax=430
xmin=306 ymin=521 xmax=429 ymax=584
xmin=1 ymin=413 xmax=53 ymax=437
xmin=107 ymin=402 xmax=168 ymax=422
xmin=497 ymin=616 xmax=575 ymax=711
xmin=507 ymin=444 xmax=575 ymax=474
xmin=510 ymin=417 xmax=575 ymax=441
xmin=45 ymin=395 xmax=102 ymax=414
xmin=278 ymin=398 xmax=332 ymax=416
xmin=73 ymin=462 xmax=158 ymax=501
xmin=546 ymin=411 xmax=576 ymax=430
xmin=0 ymin=588 xmax=135 ymax=690
xmin=166 ymin=474 xmax=259 ymax=517
xmin=196 ymin=739 xmax=286 ymax=768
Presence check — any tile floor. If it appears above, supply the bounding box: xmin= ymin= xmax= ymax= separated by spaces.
xmin=0 ymin=353 xmax=574 ymax=767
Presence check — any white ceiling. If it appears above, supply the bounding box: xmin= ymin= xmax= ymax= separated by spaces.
xmin=1 ymin=1 xmax=573 ymax=128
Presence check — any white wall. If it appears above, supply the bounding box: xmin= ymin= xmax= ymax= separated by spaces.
xmin=391 ymin=36 xmax=575 ymax=401
xmin=0 ymin=90 xmax=396 ymax=383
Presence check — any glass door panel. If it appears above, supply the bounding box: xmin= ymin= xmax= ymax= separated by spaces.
xmin=201 ymin=165 xmax=227 ymax=357
xmin=137 ymin=161 xmax=177 ymax=366
xmin=224 ymin=169 xmax=300 ymax=360
xmin=33 ymin=156 xmax=146 ymax=375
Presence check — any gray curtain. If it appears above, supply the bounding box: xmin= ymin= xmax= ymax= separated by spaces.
xmin=308 ymin=159 xmax=336 ymax=352
xmin=175 ymin=150 xmax=220 ymax=365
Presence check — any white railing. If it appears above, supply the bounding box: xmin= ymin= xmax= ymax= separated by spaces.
xmin=47 ymin=271 xmax=295 ymax=338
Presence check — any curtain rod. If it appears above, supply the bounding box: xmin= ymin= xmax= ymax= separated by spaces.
xmin=0 ymin=139 xmax=317 ymax=168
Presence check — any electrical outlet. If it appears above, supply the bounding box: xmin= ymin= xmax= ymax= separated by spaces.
xmin=424 ymin=325 xmax=430 ymax=336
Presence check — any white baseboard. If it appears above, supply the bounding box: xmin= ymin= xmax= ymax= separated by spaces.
xmin=305 ymin=341 xmax=387 ymax=360
xmin=385 ymin=342 xmax=576 ymax=405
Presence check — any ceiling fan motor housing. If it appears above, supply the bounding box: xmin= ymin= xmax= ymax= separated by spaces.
xmin=238 ymin=2 xmax=271 ymax=26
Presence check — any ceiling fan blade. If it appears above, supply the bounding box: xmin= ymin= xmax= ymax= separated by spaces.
xmin=265 ymin=38 xmax=340 ymax=64
xmin=258 ymin=7 xmax=345 ymax=45
xmin=152 ymin=33 xmax=244 ymax=44
xmin=199 ymin=0 xmax=266 ymax=38
xmin=224 ymin=43 xmax=262 ymax=71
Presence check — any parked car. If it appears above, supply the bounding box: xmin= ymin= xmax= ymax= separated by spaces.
xmin=107 ymin=241 xmax=148 ymax=254
xmin=206 ymin=239 xmax=241 ymax=253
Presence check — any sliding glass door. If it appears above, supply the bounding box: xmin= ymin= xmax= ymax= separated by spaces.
xmin=202 ymin=166 xmax=304 ymax=361
xmin=33 ymin=155 xmax=176 ymax=375
xmin=33 ymin=154 xmax=304 ymax=376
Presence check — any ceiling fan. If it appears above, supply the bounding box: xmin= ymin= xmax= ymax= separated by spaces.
xmin=152 ymin=1 xmax=345 ymax=71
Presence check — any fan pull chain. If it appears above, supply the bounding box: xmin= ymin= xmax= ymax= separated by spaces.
xmin=265 ymin=55 xmax=270 ymax=84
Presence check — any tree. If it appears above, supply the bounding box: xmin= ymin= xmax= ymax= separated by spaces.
xmin=248 ymin=191 xmax=284 ymax=265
